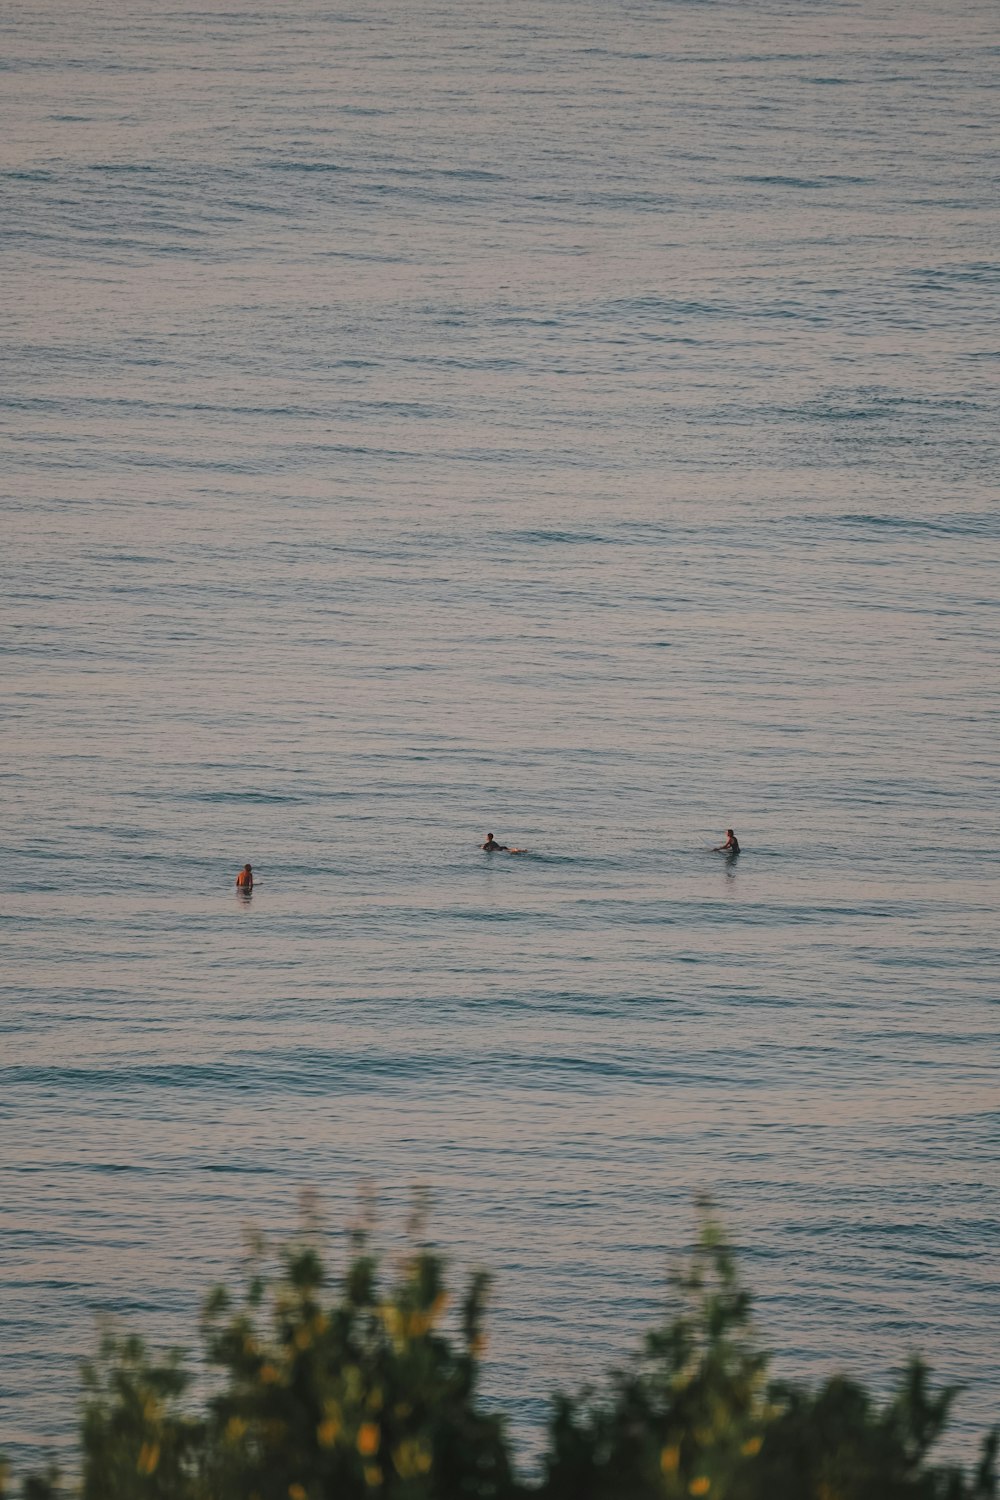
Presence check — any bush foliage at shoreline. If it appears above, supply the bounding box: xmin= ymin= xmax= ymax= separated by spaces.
xmin=2 ymin=1215 xmax=995 ymax=1499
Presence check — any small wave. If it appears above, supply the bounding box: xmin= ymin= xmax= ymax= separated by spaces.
xmin=263 ymin=160 xmax=347 ymax=173
xmin=501 ymin=528 xmax=612 ymax=546
xmin=741 ymin=174 xmax=827 ymax=189
xmin=186 ymin=790 xmax=306 ymax=805
xmin=836 ymin=512 xmax=1000 ymax=538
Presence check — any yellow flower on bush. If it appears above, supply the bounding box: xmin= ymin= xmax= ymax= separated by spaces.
xmin=225 ymin=1416 xmax=247 ymax=1445
xmin=363 ymin=1462 xmax=383 ymax=1488
xmin=288 ymin=1485 xmax=306 ymax=1500
xmin=392 ymin=1438 xmax=432 ymax=1478
xmin=316 ymin=1415 xmax=339 ymax=1447
xmin=357 ymin=1422 xmax=380 ymax=1456
xmin=259 ymin=1363 xmax=279 ymax=1384
xmin=660 ymin=1444 xmax=681 ymax=1474
xmin=742 ymin=1435 xmax=763 ymax=1457
xmin=136 ymin=1442 xmax=160 ymax=1475
xmin=690 ymin=1479 xmax=711 ymax=1496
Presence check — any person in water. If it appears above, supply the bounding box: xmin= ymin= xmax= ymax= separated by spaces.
xmin=481 ymin=833 xmax=509 ymax=852
xmin=236 ymin=863 xmax=254 ymax=890
xmin=714 ymin=829 xmax=740 ymax=854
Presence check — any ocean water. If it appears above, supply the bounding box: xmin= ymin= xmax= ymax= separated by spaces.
xmin=2 ymin=0 xmax=998 ymax=1475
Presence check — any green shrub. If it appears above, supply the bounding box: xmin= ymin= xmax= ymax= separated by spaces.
xmin=3 ymin=1214 xmax=995 ymax=1500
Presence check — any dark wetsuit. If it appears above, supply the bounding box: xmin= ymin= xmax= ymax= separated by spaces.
xmin=481 ymin=840 xmax=508 ymax=852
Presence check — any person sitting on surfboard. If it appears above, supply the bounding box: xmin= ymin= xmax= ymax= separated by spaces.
xmin=236 ymin=863 xmax=254 ymax=889
xmin=713 ymin=830 xmax=740 ymax=854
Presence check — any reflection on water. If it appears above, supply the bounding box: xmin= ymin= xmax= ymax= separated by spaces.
xmin=1 ymin=0 xmax=998 ymax=1474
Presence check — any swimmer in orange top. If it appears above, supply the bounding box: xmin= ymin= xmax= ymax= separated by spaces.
xmin=236 ymin=863 xmax=254 ymax=890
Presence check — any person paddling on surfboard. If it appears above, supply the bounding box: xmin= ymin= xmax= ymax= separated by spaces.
xmin=481 ymin=833 xmax=528 ymax=854
xmin=712 ymin=829 xmax=740 ymax=854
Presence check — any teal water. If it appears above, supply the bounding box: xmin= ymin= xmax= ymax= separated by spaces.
xmin=2 ymin=0 xmax=998 ymax=1472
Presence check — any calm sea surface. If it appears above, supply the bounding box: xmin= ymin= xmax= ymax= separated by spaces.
xmin=2 ymin=0 xmax=998 ymax=1474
